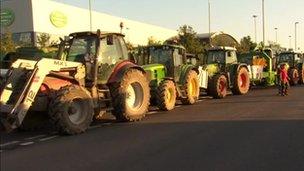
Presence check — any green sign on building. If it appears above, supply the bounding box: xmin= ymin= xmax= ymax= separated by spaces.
xmin=50 ymin=11 xmax=67 ymax=28
xmin=0 ymin=9 xmax=15 ymax=27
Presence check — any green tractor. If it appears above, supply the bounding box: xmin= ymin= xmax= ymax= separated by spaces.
xmin=239 ymin=48 xmax=277 ymax=87
xmin=193 ymin=47 xmax=251 ymax=99
xmin=138 ymin=45 xmax=200 ymax=111
xmin=276 ymin=51 xmax=304 ymax=85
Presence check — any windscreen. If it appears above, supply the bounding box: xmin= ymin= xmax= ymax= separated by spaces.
xmin=277 ymin=53 xmax=294 ymax=65
xmin=207 ymin=51 xmax=225 ymax=64
xmin=149 ymin=48 xmax=172 ymax=65
xmin=66 ymin=36 xmax=97 ymax=62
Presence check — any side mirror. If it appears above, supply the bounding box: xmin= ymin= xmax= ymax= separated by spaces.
xmin=107 ymin=35 xmax=114 ymax=45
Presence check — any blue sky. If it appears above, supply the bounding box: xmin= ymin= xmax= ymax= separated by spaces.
xmin=54 ymin=0 xmax=303 ymax=50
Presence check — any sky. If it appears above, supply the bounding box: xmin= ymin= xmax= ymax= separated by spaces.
xmin=53 ymin=0 xmax=303 ymax=50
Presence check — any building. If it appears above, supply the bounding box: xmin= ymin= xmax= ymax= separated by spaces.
xmin=0 ymin=0 xmax=177 ymax=46
xmin=197 ymin=32 xmax=239 ymax=47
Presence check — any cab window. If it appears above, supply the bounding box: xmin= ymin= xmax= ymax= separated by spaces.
xmin=99 ymin=35 xmax=124 ymax=64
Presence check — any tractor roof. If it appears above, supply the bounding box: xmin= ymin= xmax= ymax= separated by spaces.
xmin=279 ymin=51 xmax=301 ymax=55
xmin=148 ymin=44 xmax=186 ymax=50
xmin=208 ymin=46 xmax=236 ymax=51
xmin=69 ymin=31 xmax=125 ymax=38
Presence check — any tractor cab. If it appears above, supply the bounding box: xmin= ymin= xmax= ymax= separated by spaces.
xmin=204 ymin=46 xmax=238 ymax=77
xmin=142 ymin=45 xmax=186 ymax=81
xmin=277 ymin=52 xmax=303 ymax=68
xmin=58 ymin=31 xmax=130 ymax=85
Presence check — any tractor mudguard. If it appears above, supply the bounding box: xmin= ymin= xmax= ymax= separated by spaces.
xmin=179 ymin=65 xmax=198 ymax=85
xmin=107 ymin=60 xmax=145 ymax=84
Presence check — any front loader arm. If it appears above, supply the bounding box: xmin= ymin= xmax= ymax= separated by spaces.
xmin=0 ymin=58 xmax=85 ymax=132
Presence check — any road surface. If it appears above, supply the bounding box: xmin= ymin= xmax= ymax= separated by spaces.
xmin=1 ymin=86 xmax=304 ymax=171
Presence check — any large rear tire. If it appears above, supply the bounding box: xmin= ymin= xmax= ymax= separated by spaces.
xmin=156 ymin=80 xmax=176 ymax=111
xmin=231 ymin=67 xmax=250 ymax=95
xmin=48 ymin=85 xmax=94 ymax=135
xmin=181 ymin=70 xmax=199 ymax=105
xmin=110 ymin=69 xmax=150 ymax=122
xmin=209 ymin=74 xmax=228 ymax=99
xmin=289 ymin=68 xmax=299 ymax=86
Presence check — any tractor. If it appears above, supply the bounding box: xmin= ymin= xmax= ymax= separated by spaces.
xmin=239 ymin=48 xmax=277 ymax=87
xmin=0 ymin=30 xmax=150 ymax=134
xmin=138 ymin=45 xmax=200 ymax=111
xmin=191 ymin=47 xmax=250 ymax=99
xmin=276 ymin=51 xmax=304 ymax=85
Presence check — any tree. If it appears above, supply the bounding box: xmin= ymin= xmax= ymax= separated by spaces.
xmin=147 ymin=36 xmax=162 ymax=46
xmin=0 ymin=31 xmax=16 ymax=54
xmin=237 ymin=36 xmax=257 ymax=54
xmin=37 ymin=33 xmax=51 ymax=48
xmin=177 ymin=25 xmax=204 ymax=54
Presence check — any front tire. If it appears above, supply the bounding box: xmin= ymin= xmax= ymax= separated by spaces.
xmin=156 ymin=80 xmax=176 ymax=111
xmin=181 ymin=70 xmax=199 ymax=105
xmin=110 ymin=69 xmax=150 ymax=122
xmin=231 ymin=67 xmax=250 ymax=95
xmin=209 ymin=74 xmax=227 ymax=99
xmin=48 ymin=85 xmax=94 ymax=135
xmin=289 ymin=68 xmax=299 ymax=86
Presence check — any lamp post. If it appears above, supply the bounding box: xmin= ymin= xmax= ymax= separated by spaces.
xmin=289 ymin=35 xmax=292 ymax=50
xmin=262 ymin=0 xmax=265 ymax=46
xmin=89 ymin=0 xmax=92 ymax=31
xmin=295 ymin=22 xmax=299 ymax=51
xmin=253 ymin=15 xmax=258 ymax=43
xmin=208 ymin=0 xmax=212 ymax=46
xmin=274 ymin=27 xmax=278 ymax=44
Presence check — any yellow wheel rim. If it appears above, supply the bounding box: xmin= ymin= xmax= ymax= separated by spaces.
xmin=165 ymin=88 xmax=174 ymax=103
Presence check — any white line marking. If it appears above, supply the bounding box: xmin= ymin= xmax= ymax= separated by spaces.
xmin=39 ymin=135 xmax=58 ymax=142
xmin=24 ymin=134 xmax=46 ymax=140
xmin=0 ymin=141 xmax=20 ymax=147
xmin=148 ymin=111 xmax=158 ymax=114
xmin=20 ymin=142 xmax=34 ymax=146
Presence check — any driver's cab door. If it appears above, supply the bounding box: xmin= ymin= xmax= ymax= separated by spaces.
xmin=97 ymin=35 xmax=128 ymax=84
xmin=173 ymin=48 xmax=184 ymax=81
xmin=225 ymin=50 xmax=237 ymax=71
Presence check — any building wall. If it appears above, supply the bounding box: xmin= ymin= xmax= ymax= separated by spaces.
xmin=1 ymin=0 xmax=177 ymax=46
xmin=1 ymin=0 xmax=35 ymax=45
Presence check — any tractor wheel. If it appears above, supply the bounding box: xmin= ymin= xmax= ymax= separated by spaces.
xmin=231 ymin=67 xmax=250 ymax=95
xmin=299 ymin=68 xmax=304 ymax=84
xmin=110 ymin=69 xmax=150 ymax=122
xmin=181 ymin=70 xmax=200 ymax=105
xmin=289 ymin=68 xmax=299 ymax=86
xmin=156 ymin=80 xmax=176 ymax=111
xmin=209 ymin=74 xmax=227 ymax=99
xmin=48 ymin=85 xmax=94 ymax=135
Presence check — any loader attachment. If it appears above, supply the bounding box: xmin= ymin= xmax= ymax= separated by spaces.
xmin=0 ymin=58 xmax=85 ymax=132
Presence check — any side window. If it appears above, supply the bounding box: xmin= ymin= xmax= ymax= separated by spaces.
xmin=226 ymin=51 xmax=237 ymax=64
xmin=173 ymin=49 xmax=183 ymax=67
xmin=99 ymin=36 xmax=123 ymax=64
xmin=117 ymin=37 xmax=128 ymax=60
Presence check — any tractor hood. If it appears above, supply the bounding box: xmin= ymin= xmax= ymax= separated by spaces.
xmin=202 ymin=63 xmax=220 ymax=77
xmin=142 ymin=64 xmax=166 ymax=82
